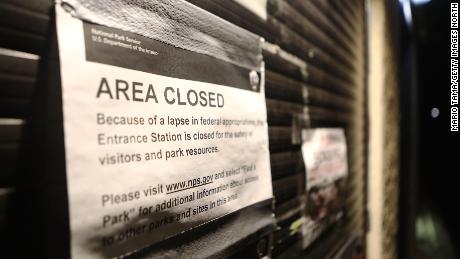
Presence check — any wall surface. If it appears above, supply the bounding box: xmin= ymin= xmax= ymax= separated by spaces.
xmin=367 ymin=0 xmax=400 ymax=258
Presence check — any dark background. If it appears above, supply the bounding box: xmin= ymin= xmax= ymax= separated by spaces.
xmin=401 ymin=0 xmax=460 ymax=258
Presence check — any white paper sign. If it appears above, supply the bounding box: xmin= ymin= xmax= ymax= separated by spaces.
xmin=56 ymin=7 xmax=272 ymax=258
xmin=301 ymin=128 xmax=348 ymax=190
xmin=300 ymin=128 xmax=348 ymax=249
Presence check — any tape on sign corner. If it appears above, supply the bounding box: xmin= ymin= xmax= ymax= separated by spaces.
xmin=61 ymin=0 xmax=264 ymax=72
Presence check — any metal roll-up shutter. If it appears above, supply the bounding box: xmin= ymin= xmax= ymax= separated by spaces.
xmin=187 ymin=1 xmax=367 ymax=258
xmin=0 ymin=0 xmax=367 ymax=258
xmin=0 ymin=0 xmax=51 ymax=252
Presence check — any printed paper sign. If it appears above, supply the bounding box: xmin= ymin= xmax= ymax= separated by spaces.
xmin=56 ymin=7 xmax=272 ymax=258
xmin=300 ymin=128 xmax=348 ymax=248
xmin=301 ymin=128 xmax=348 ymax=190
